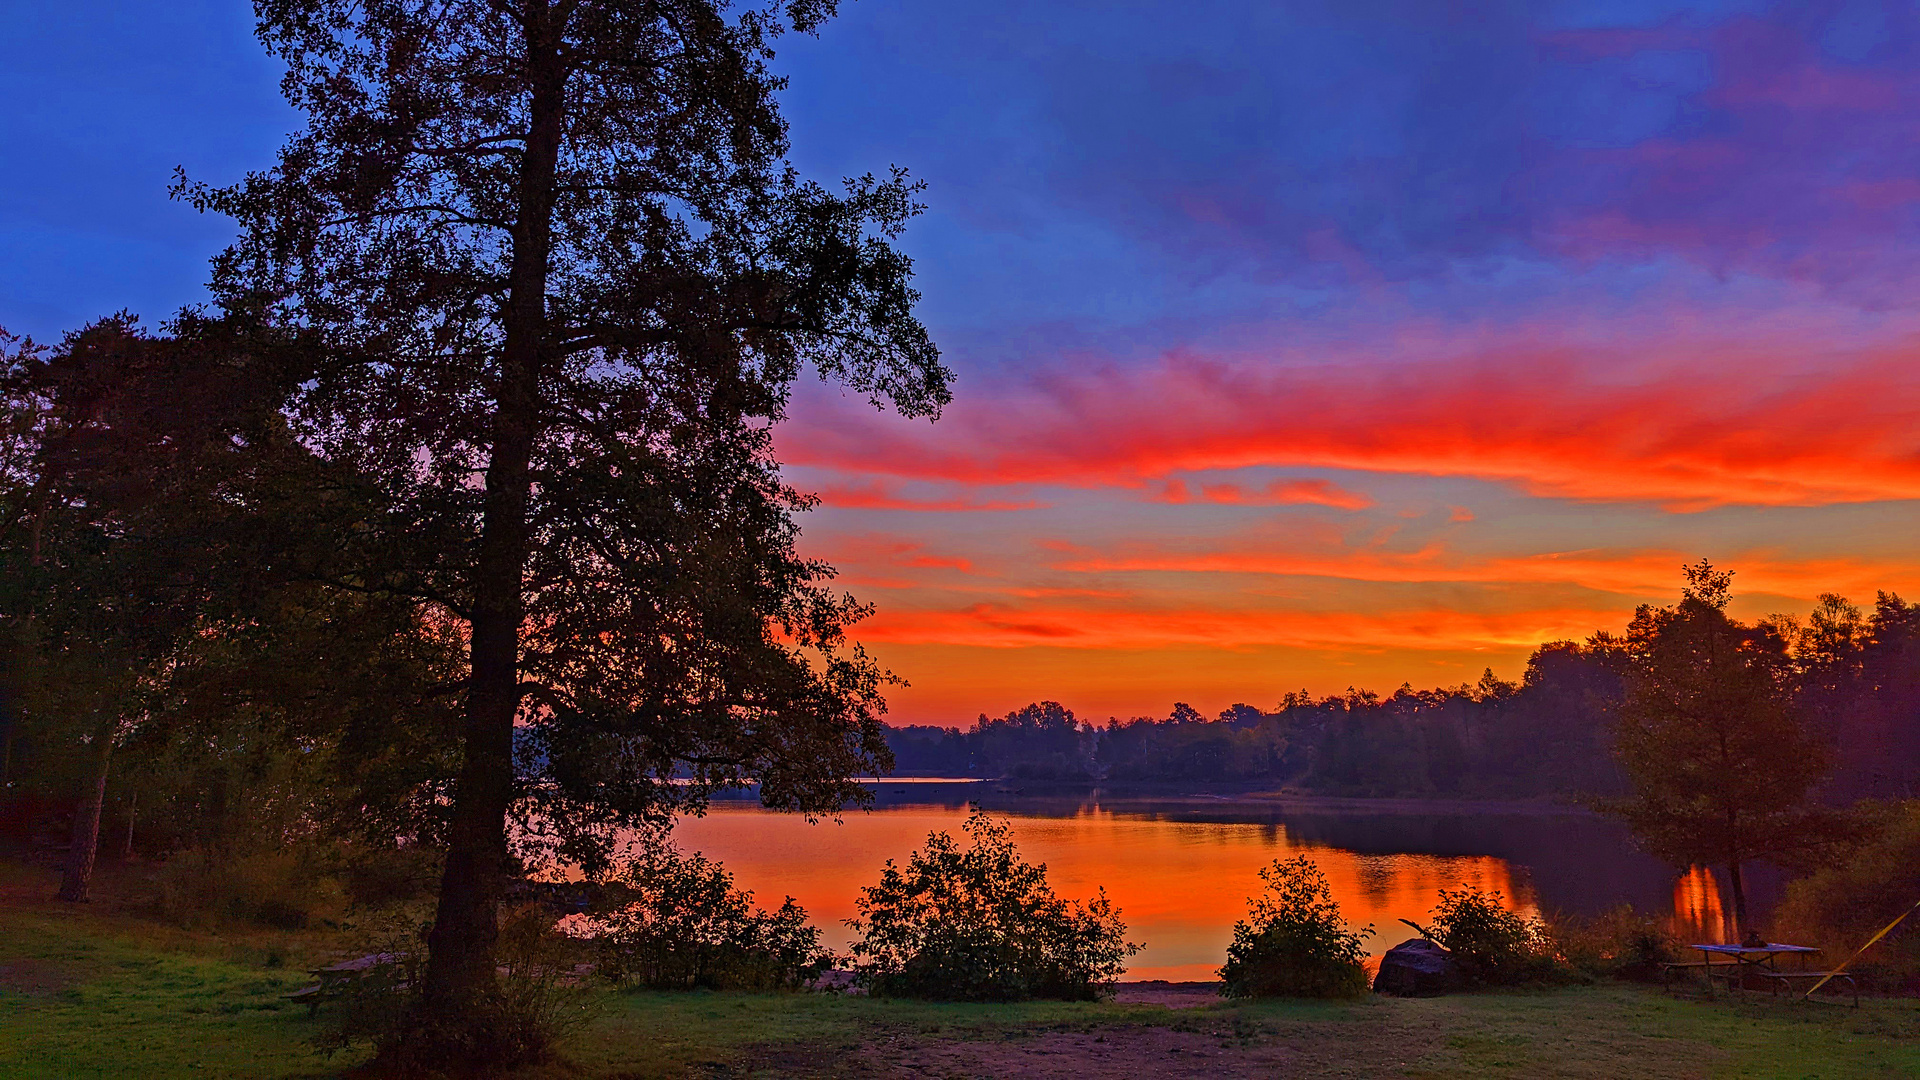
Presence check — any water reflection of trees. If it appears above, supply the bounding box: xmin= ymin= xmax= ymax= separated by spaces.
xmin=710 ymin=786 xmax=1776 ymax=930
xmin=1672 ymin=866 xmax=1732 ymax=944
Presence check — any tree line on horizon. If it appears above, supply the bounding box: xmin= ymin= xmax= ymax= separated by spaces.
xmin=887 ymin=587 xmax=1920 ymax=805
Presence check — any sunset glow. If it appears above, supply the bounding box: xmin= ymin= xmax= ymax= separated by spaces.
xmin=752 ymin=4 xmax=1920 ymax=724
xmin=7 ymin=1 xmax=1920 ymax=726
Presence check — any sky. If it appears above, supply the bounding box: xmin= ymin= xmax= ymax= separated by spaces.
xmin=4 ymin=1 xmax=1920 ymax=725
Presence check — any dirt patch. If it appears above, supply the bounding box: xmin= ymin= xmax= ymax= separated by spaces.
xmin=1111 ymin=981 xmax=1222 ymax=1009
xmin=864 ymin=1026 xmax=1300 ymax=1079
xmin=729 ymin=1015 xmax=1448 ymax=1080
xmin=853 ymin=1022 xmax=1446 ymax=1080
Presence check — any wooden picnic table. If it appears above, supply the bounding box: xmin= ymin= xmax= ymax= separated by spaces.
xmin=1685 ymin=943 xmax=1857 ymax=1006
xmin=284 ymin=952 xmax=408 ymax=1014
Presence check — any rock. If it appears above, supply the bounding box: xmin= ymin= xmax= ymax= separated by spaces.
xmin=1373 ymin=938 xmax=1454 ymax=996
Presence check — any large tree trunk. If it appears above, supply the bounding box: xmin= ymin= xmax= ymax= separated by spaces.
xmin=418 ymin=8 xmax=565 ymax=1024
xmin=122 ymin=789 xmax=136 ymax=860
xmin=1727 ymin=859 xmax=1748 ymax=934
xmin=56 ymin=721 xmax=114 ymax=902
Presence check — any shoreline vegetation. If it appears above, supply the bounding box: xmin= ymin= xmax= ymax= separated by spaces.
xmin=5 ymin=858 xmax=1919 ymax=1080
xmin=728 ymin=780 xmax=1600 ymax=816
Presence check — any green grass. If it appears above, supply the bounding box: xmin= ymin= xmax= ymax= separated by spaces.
xmin=0 ymin=904 xmax=349 ymax=1078
xmin=2 ymin=861 xmax=1917 ymax=1079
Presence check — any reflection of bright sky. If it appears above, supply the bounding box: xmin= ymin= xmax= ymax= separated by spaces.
xmin=674 ymin=802 xmax=1541 ymax=982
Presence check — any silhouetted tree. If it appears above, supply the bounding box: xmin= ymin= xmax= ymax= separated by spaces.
xmin=185 ymin=0 xmax=948 ymax=1055
xmin=2 ymin=317 xmax=459 ymax=898
xmin=1605 ymin=561 xmax=1838 ymax=926
xmin=1775 ymin=592 xmax=1920 ymax=800
xmin=2 ymin=319 xmax=286 ymax=901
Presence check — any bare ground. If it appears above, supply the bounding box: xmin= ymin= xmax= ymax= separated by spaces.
xmin=712 ymin=990 xmax=1757 ymax=1080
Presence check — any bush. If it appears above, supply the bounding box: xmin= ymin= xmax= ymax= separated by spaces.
xmin=1774 ymin=800 xmax=1920 ymax=991
xmin=848 ymin=809 xmax=1139 ymax=1001
xmin=1551 ymin=905 xmax=1678 ymax=981
xmin=1220 ymin=855 xmax=1372 ymax=998
xmin=148 ymin=845 xmax=346 ymax=930
xmin=592 ymin=847 xmax=829 ymax=991
xmin=1420 ymin=886 xmax=1559 ymax=986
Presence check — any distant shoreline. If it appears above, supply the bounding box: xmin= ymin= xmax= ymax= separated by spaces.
xmin=715 ymin=778 xmax=1597 ymax=815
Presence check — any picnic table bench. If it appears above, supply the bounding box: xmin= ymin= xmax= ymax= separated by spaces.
xmin=1684 ymin=943 xmax=1858 ymax=1007
xmin=284 ymin=952 xmax=408 ymax=1015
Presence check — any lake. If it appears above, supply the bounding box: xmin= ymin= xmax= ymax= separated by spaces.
xmin=676 ymin=783 xmax=1773 ymax=982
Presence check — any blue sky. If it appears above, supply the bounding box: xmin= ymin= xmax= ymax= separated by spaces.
xmin=6 ymin=1 xmax=1919 ymax=722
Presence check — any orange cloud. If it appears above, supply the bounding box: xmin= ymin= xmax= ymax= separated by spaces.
xmin=811 ymin=478 xmax=1044 ymax=512
xmin=810 ymin=535 xmax=977 ymax=589
xmin=778 ymin=333 xmax=1920 ymax=508
xmin=855 ymin=598 xmax=1623 ymax=653
xmin=1198 ymin=477 xmax=1374 ymax=509
xmin=1043 ymin=541 xmax=1920 ymax=601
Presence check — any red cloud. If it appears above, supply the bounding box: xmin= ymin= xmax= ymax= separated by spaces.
xmin=776 ymin=326 xmax=1920 ymax=509
xmin=854 ymin=598 xmax=1627 ymax=653
xmin=1041 ymin=539 xmax=1920 ymax=602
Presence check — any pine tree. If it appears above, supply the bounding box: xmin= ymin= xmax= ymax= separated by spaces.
xmin=185 ymin=0 xmax=949 ymax=1053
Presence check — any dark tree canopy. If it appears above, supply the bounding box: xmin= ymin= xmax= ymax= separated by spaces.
xmin=1605 ymin=561 xmax=1841 ymax=926
xmin=1 ymin=317 xmax=463 ymax=899
xmin=184 ymin=0 xmax=950 ymax=1044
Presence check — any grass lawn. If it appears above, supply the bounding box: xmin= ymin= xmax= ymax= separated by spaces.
xmin=3 ymin=861 xmax=1916 ymax=1079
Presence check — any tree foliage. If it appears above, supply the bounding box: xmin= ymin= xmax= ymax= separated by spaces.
xmin=593 ymin=845 xmax=827 ymax=991
xmin=1 ymin=317 xmax=465 ymax=898
xmin=1605 ymin=560 xmax=1844 ymax=924
xmin=1418 ymin=886 xmax=1558 ymax=987
xmin=183 ymin=0 xmax=951 ymax=1038
xmin=886 ymin=646 xmax=1628 ymax=797
xmin=1219 ymin=855 xmax=1371 ymax=999
xmin=1774 ymin=799 xmax=1920 ymax=986
xmin=847 ymin=809 xmax=1138 ymax=1001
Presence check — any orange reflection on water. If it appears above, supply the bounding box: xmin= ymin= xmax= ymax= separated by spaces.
xmin=673 ymin=802 xmax=1539 ymax=982
xmin=1672 ymin=864 xmax=1731 ymax=944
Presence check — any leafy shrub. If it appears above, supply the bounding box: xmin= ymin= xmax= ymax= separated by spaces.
xmin=1220 ymin=855 xmax=1372 ymax=998
xmin=848 ymin=809 xmax=1139 ymax=1001
xmin=592 ymin=847 xmax=829 ymax=991
xmin=1774 ymin=800 xmax=1920 ymax=991
xmin=1551 ymin=905 xmax=1678 ymax=981
xmin=148 ymin=845 xmax=346 ymax=930
xmin=1420 ymin=886 xmax=1559 ymax=986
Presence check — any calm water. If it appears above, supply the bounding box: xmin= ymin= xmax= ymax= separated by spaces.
xmin=675 ymin=784 xmax=1773 ymax=982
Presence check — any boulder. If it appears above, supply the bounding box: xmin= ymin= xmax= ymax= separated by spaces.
xmin=1373 ymin=938 xmax=1454 ymax=996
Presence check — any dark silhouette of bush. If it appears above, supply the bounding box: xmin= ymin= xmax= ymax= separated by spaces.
xmin=1774 ymin=800 xmax=1920 ymax=990
xmin=1552 ymin=905 xmax=1679 ymax=981
xmin=848 ymin=809 xmax=1138 ymax=1001
xmin=1417 ymin=887 xmax=1560 ymax=986
xmin=593 ymin=848 xmax=828 ymax=991
xmin=1220 ymin=855 xmax=1372 ymax=998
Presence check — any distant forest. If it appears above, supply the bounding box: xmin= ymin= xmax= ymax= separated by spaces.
xmin=886 ymin=592 xmax=1920 ymax=801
